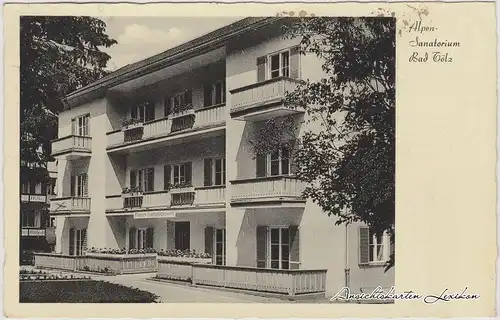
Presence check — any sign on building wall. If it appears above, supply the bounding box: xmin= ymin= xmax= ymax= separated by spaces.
xmin=134 ymin=211 xmax=176 ymax=219
xmin=29 ymin=195 xmax=47 ymax=203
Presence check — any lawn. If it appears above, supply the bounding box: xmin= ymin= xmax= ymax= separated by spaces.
xmin=20 ymin=280 xmax=160 ymax=303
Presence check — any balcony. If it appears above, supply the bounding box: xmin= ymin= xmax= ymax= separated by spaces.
xmin=106 ymin=186 xmax=226 ymax=216
xmin=230 ymin=77 xmax=304 ymax=122
xmin=20 ymin=194 xmax=48 ymax=204
xmin=21 ymin=228 xmax=46 ymax=237
xmin=50 ymin=197 xmax=91 ymax=215
xmin=51 ymin=135 xmax=92 ymax=159
xmin=230 ymin=176 xmax=307 ymax=207
xmin=106 ymin=104 xmax=226 ymax=153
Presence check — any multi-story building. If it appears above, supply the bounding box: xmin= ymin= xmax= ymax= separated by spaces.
xmin=49 ymin=17 xmax=394 ymax=295
xmin=20 ymin=160 xmax=57 ymax=264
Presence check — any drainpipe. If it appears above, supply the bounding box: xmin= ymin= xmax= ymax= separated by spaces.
xmin=345 ymin=222 xmax=350 ymax=289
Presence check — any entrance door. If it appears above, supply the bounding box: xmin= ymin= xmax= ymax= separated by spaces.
xmin=175 ymin=221 xmax=190 ymax=250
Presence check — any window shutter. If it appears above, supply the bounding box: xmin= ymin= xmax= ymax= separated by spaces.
xmin=290 ymin=45 xmax=300 ymax=79
xmin=69 ymin=228 xmax=75 ymax=255
xmin=359 ymin=227 xmax=370 ymax=265
xmin=256 ymin=153 xmax=267 ymax=177
xmin=83 ymin=173 xmax=88 ymax=197
xmin=85 ymin=114 xmax=90 ymax=136
xmin=146 ymin=102 xmax=155 ymax=121
xmin=204 ymin=159 xmax=212 ymax=186
xmin=131 ymin=106 xmax=137 ymax=120
xmin=256 ymin=226 xmax=267 ymax=268
xmin=256 ymin=56 xmax=267 ymax=82
xmin=185 ymin=162 xmax=192 ymax=184
xmin=163 ymin=165 xmax=171 ymax=190
xmin=289 ymin=225 xmax=300 ymax=269
xmin=130 ymin=170 xmax=136 ymax=188
xmin=390 ymin=234 xmax=395 ymax=259
xmin=82 ymin=229 xmax=88 ymax=253
xmin=146 ymin=228 xmax=154 ymax=248
xmin=166 ymin=221 xmax=175 ymax=250
xmin=129 ymin=227 xmax=137 ymax=250
xmin=185 ymin=89 xmax=192 ymax=105
xmin=71 ymin=118 xmax=76 ymax=135
xmin=164 ymin=96 xmax=172 ymax=117
xmin=205 ymin=226 xmax=214 ymax=258
xmin=203 ymin=84 xmax=212 ymax=107
xmin=29 ymin=182 xmax=36 ymax=194
xmin=70 ymin=175 xmax=75 ymax=197
xmin=147 ymin=168 xmax=154 ymax=192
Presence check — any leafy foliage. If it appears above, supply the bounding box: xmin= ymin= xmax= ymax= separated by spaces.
xmin=253 ymin=17 xmax=395 ymax=269
xmin=20 ymin=16 xmax=117 ymax=182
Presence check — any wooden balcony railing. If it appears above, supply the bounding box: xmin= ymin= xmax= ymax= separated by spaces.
xmin=230 ymin=176 xmax=306 ymax=202
xmin=51 ymin=135 xmax=92 ymax=157
xmin=193 ymin=186 xmax=226 ymax=205
xmin=230 ymin=77 xmax=302 ymax=113
xmin=192 ymin=264 xmax=327 ymax=297
xmin=106 ymin=104 xmax=226 ymax=149
xmin=50 ymin=197 xmax=91 ymax=214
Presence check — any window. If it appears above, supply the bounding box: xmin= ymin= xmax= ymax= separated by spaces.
xmin=171 ymin=163 xmax=192 ymax=185
xmin=214 ymin=228 xmax=226 ymax=266
xmin=71 ymin=174 xmax=88 ymax=197
xmin=269 ymin=50 xmax=290 ymax=79
xmin=204 ymin=81 xmax=225 ymax=107
xmin=69 ymin=228 xmax=87 ymax=256
xmin=269 ymin=227 xmax=290 ymax=270
xmin=49 ymin=217 xmax=56 ymax=228
xmin=21 ymin=182 xmax=30 ymax=194
xmin=175 ymin=222 xmax=190 ymax=250
xmin=359 ymin=227 xmax=390 ymax=265
xmin=130 ymin=168 xmax=154 ymax=192
xmin=204 ymin=158 xmax=226 ymax=186
xmin=131 ymin=102 xmax=155 ymax=122
xmin=72 ymin=114 xmax=90 ymax=136
xmin=256 ymin=146 xmax=291 ymax=177
xmin=128 ymin=227 xmax=154 ymax=250
xmin=21 ymin=209 xmax=39 ymax=228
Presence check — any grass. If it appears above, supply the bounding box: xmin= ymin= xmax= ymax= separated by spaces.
xmin=20 ymin=280 xmax=160 ymax=303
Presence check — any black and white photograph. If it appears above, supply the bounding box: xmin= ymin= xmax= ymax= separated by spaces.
xmin=19 ymin=14 xmax=396 ymax=303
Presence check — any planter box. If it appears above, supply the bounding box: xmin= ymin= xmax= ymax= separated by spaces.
xmin=169 ymin=186 xmax=195 ymax=194
xmin=34 ymin=253 xmax=86 ymax=271
xmin=170 ymin=108 xmax=195 ymax=119
xmin=122 ymin=192 xmax=143 ymax=198
xmin=122 ymin=122 xmax=144 ymax=132
xmin=157 ymin=257 xmax=212 ymax=282
xmin=83 ymin=253 xmax=158 ymax=274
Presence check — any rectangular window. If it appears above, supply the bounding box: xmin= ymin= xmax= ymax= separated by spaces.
xmin=258 ymin=146 xmax=291 ymax=177
xmin=171 ymin=163 xmax=192 ymax=185
xmin=72 ymin=114 xmax=90 ymax=136
xmin=21 ymin=209 xmax=39 ymax=228
xmin=268 ymin=227 xmax=290 ymax=270
xmin=131 ymin=168 xmax=154 ymax=192
xmin=137 ymin=228 xmax=147 ymax=250
xmin=132 ymin=103 xmax=155 ymax=122
xmin=71 ymin=173 xmax=88 ymax=197
xmin=204 ymin=81 xmax=225 ymax=107
xmin=369 ymin=230 xmax=389 ymax=263
xmin=269 ymin=50 xmax=290 ymax=79
xmin=175 ymin=221 xmax=190 ymax=250
xmin=70 ymin=228 xmax=87 ymax=256
xmin=214 ymin=228 xmax=226 ymax=266
xmin=203 ymin=158 xmax=226 ymax=186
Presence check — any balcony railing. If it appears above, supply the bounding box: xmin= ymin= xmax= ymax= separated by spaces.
xmin=106 ymin=186 xmax=225 ymax=212
xmin=107 ymin=104 xmax=226 ymax=149
xmin=50 ymin=197 xmax=91 ymax=214
xmin=230 ymin=77 xmax=302 ymax=120
xmin=230 ymin=176 xmax=306 ymax=204
xmin=51 ymin=135 xmax=92 ymax=157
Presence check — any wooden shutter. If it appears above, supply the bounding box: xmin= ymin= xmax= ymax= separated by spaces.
xmin=256 ymin=226 xmax=267 ymax=268
xmin=205 ymin=227 xmax=214 ymax=257
xmin=146 ymin=102 xmax=155 ymax=121
xmin=69 ymin=228 xmax=75 ymax=255
xmin=146 ymin=228 xmax=154 ymax=248
xmin=203 ymin=84 xmax=212 ymax=107
xmin=82 ymin=174 xmax=88 ymax=197
xmin=204 ymin=159 xmax=212 ymax=186
xmin=289 ymin=226 xmax=300 ymax=270
xmin=130 ymin=106 xmax=137 ymax=120
xmin=185 ymin=162 xmax=192 ymax=184
xmin=359 ymin=227 xmax=370 ymax=265
xmin=71 ymin=118 xmax=76 ymax=135
xmin=166 ymin=221 xmax=175 ymax=250
xmin=164 ymin=96 xmax=172 ymax=117
xmin=257 ymin=56 xmax=267 ymax=82
xmin=184 ymin=89 xmax=192 ymax=105
xmin=256 ymin=153 xmax=267 ymax=177
xmin=130 ymin=170 xmax=136 ymax=188
xmin=82 ymin=229 xmax=88 ymax=252
xmin=290 ymin=45 xmax=300 ymax=79
xmin=84 ymin=114 xmax=90 ymax=136
xmin=390 ymin=234 xmax=395 ymax=259
xmin=70 ymin=175 xmax=75 ymax=197
xmin=147 ymin=168 xmax=154 ymax=192
xmin=129 ymin=227 xmax=137 ymax=250
xmin=163 ymin=165 xmax=171 ymax=190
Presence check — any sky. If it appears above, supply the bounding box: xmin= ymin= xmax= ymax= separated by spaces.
xmin=99 ymin=17 xmax=243 ymax=71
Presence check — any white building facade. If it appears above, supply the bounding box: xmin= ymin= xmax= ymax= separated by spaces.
xmin=50 ymin=17 xmax=394 ymax=295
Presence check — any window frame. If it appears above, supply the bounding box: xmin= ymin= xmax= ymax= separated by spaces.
xmin=266 ymin=225 xmax=291 ymax=270
xmin=204 ymin=81 xmax=226 ymax=107
xmin=368 ymin=230 xmax=390 ymax=264
xmin=170 ymin=162 xmax=191 ymax=185
xmin=213 ymin=228 xmax=226 ymax=266
xmin=266 ymin=146 xmax=291 ymax=177
xmin=73 ymin=173 xmax=87 ymax=197
xmin=70 ymin=228 xmax=87 ymax=256
xmin=204 ymin=157 xmax=226 ymax=186
xmin=21 ymin=209 xmax=39 ymax=228
xmin=74 ymin=114 xmax=90 ymax=137
xmin=268 ymin=49 xmax=291 ymax=80
xmin=131 ymin=167 xmax=154 ymax=192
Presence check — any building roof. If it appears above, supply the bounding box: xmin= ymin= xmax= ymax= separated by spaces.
xmin=63 ymin=17 xmax=282 ymax=109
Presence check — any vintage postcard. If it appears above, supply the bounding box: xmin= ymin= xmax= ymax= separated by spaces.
xmin=3 ymin=1 xmax=497 ymax=318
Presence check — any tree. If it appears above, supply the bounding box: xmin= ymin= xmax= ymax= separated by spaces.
xmin=20 ymin=16 xmax=117 ymax=183
xmin=251 ymin=17 xmax=395 ymax=269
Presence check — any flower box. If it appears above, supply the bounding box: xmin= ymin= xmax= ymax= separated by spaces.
xmin=83 ymin=252 xmax=158 ymax=274
xmin=157 ymin=256 xmax=212 ymax=264
xmin=121 ymin=121 xmax=144 ymax=132
xmin=169 ymin=186 xmax=195 ymax=194
xmin=170 ymin=109 xmax=195 ymax=119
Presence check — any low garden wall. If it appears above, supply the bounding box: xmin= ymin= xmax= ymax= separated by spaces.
xmin=157 ymin=256 xmax=212 ymax=281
